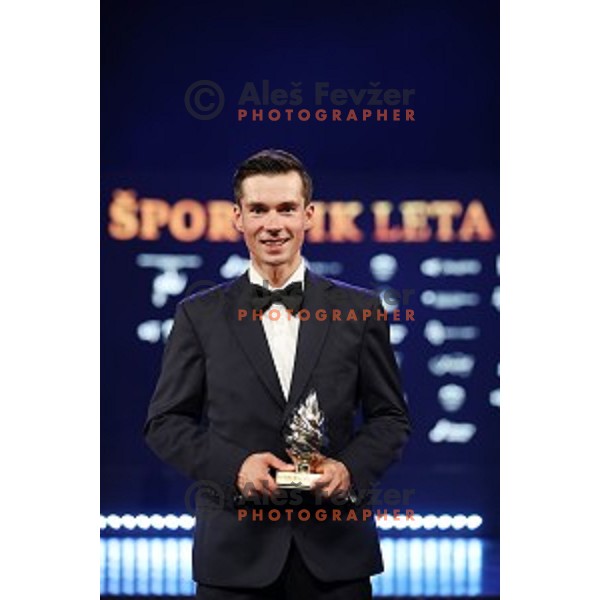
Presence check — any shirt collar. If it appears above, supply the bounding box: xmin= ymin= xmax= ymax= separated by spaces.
xmin=248 ymin=257 xmax=306 ymax=291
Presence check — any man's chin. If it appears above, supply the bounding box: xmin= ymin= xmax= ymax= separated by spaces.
xmin=258 ymin=250 xmax=291 ymax=264
xmin=263 ymin=257 xmax=287 ymax=266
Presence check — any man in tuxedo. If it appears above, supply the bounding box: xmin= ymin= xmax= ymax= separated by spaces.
xmin=144 ymin=149 xmax=411 ymax=599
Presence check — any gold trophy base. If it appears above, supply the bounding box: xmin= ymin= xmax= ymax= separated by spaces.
xmin=275 ymin=470 xmax=321 ymax=490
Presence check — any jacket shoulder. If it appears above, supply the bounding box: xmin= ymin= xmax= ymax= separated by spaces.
xmin=323 ymin=276 xmax=380 ymax=307
xmin=177 ymin=279 xmax=233 ymax=313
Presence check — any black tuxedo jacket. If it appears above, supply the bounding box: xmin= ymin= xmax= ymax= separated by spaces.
xmin=144 ymin=268 xmax=411 ymax=587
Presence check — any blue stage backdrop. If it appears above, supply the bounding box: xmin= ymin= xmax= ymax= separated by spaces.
xmin=101 ymin=0 xmax=499 ymax=535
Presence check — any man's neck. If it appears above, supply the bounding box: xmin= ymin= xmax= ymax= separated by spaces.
xmin=251 ymin=256 xmax=302 ymax=289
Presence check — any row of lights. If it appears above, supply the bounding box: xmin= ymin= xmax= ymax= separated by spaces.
xmin=100 ymin=513 xmax=483 ymax=532
xmin=376 ymin=514 xmax=482 ymax=531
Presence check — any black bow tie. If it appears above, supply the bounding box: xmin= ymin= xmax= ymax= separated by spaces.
xmin=250 ymin=281 xmax=304 ymax=314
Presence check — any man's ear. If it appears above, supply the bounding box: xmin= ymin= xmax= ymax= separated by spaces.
xmin=304 ymin=202 xmax=315 ymax=231
xmin=233 ymin=202 xmax=244 ymax=233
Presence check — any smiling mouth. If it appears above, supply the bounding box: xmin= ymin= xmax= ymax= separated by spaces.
xmin=260 ymin=239 xmax=290 ymax=247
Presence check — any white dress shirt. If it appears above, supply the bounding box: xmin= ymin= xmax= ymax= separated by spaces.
xmin=248 ymin=258 xmax=305 ymax=401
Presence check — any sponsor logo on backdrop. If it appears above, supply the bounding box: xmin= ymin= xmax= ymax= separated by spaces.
xmin=421 ymin=290 xmax=480 ymax=310
xmin=420 ymin=258 xmax=483 ymax=277
xmin=428 ymin=419 xmax=477 ymax=444
xmin=489 ymin=389 xmax=500 ymax=407
xmin=137 ymin=319 xmax=174 ymax=344
xmin=389 ymin=324 xmax=409 ymax=345
xmin=428 ymin=353 xmax=476 ymax=378
xmin=491 ymin=286 xmax=500 ymax=311
xmin=424 ymin=320 xmax=480 ymax=346
xmin=136 ymin=254 xmax=203 ymax=308
xmin=438 ymin=384 xmax=467 ymax=412
xmin=369 ymin=254 xmax=398 ymax=281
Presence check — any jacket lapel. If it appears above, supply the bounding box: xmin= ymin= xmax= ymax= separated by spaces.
xmin=283 ymin=270 xmax=333 ymax=422
xmin=224 ymin=268 xmax=334 ymax=417
xmin=225 ymin=273 xmax=287 ymax=410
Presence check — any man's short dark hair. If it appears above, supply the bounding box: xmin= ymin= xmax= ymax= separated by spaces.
xmin=233 ymin=149 xmax=313 ymax=206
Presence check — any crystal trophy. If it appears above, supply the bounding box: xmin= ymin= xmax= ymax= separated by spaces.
xmin=275 ymin=390 xmax=326 ymax=489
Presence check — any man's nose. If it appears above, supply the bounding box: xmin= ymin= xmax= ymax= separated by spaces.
xmin=264 ymin=210 xmax=283 ymax=230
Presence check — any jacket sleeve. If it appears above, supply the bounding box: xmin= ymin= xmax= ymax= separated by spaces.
xmin=335 ymin=299 xmax=411 ymax=494
xmin=143 ymin=301 xmax=253 ymax=502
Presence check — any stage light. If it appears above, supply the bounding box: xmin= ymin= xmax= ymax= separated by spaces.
xmin=452 ymin=514 xmax=468 ymax=530
xmin=179 ymin=515 xmax=195 ymax=530
xmin=106 ymin=514 xmax=121 ymax=530
xmin=407 ymin=514 xmax=423 ymax=530
xmin=423 ymin=515 xmax=437 ymax=530
xmin=135 ymin=514 xmax=151 ymax=530
xmin=467 ymin=515 xmax=483 ymax=530
xmin=121 ymin=514 xmax=136 ymax=530
xmin=437 ymin=514 xmax=453 ymax=530
xmin=165 ymin=514 xmax=179 ymax=530
xmin=376 ymin=516 xmax=394 ymax=531
xmin=149 ymin=514 xmax=165 ymax=530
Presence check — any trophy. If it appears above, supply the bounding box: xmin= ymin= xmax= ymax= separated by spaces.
xmin=275 ymin=390 xmax=326 ymax=489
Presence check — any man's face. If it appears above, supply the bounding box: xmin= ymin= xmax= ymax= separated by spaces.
xmin=233 ymin=171 xmax=314 ymax=271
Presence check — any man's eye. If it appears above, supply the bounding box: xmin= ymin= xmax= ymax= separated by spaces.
xmin=250 ymin=207 xmax=265 ymax=214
